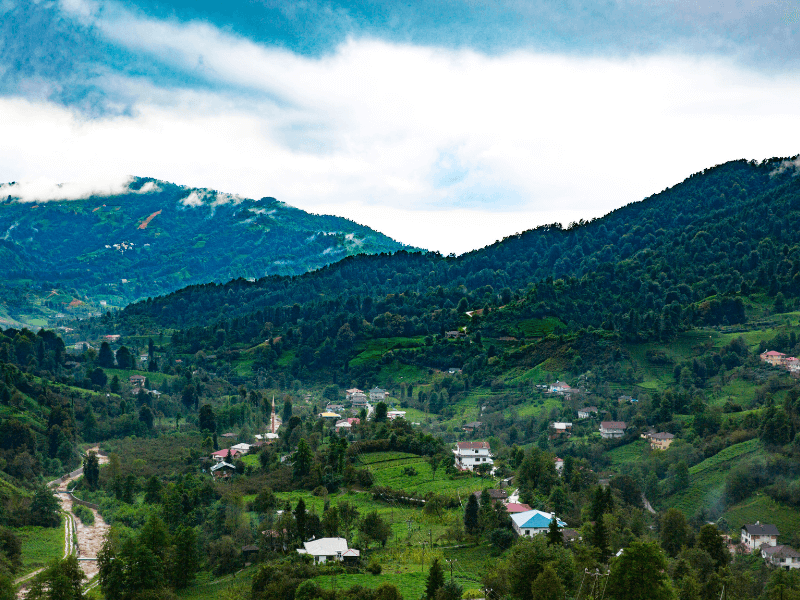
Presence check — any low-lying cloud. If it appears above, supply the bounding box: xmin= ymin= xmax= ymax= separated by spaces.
xmin=0 ymin=176 xmax=159 ymax=203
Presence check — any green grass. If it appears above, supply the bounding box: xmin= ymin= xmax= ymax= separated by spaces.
xmin=16 ymin=521 xmax=65 ymax=576
xmin=175 ymin=567 xmax=255 ymax=600
xmin=517 ymin=317 xmax=565 ymax=338
xmin=661 ymin=439 xmax=762 ymax=516
xmin=606 ymin=439 xmax=648 ymax=467
xmin=359 ymin=451 xmax=495 ymax=498
xmin=723 ymin=494 xmax=800 ymax=540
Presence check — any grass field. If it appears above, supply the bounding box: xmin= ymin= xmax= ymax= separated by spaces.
xmin=15 ymin=521 xmax=65 ymax=577
xmin=723 ymin=494 xmax=800 ymax=540
xmin=175 ymin=567 xmax=255 ymax=600
xmin=661 ymin=439 xmax=762 ymax=516
xmin=605 ymin=439 xmax=648 ymax=467
xmin=362 ymin=453 xmax=492 ymax=498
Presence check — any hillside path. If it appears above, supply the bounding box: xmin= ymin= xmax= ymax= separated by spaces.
xmin=56 ymin=446 xmax=111 ymax=580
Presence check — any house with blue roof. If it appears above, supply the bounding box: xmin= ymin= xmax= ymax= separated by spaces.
xmin=511 ymin=509 xmax=566 ymax=537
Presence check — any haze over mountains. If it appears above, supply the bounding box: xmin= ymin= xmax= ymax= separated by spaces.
xmin=0 ymin=177 xmax=411 ymax=329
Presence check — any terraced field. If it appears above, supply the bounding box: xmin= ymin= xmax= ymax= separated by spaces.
xmin=660 ymin=438 xmax=762 ymax=516
xmin=723 ymin=494 xmax=800 ymax=538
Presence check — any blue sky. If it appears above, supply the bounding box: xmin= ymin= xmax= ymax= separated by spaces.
xmin=2 ymin=0 xmax=800 ymax=253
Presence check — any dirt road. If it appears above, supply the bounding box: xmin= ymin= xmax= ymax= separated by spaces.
xmin=16 ymin=448 xmax=110 ymax=597
xmin=55 ymin=447 xmax=110 ymax=580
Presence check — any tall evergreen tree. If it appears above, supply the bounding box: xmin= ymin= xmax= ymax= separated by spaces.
xmin=464 ymin=494 xmax=479 ymax=534
xmin=425 ymin=558 xmax=445 ymax=600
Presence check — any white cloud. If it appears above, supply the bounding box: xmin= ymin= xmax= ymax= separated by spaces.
xmin=0 ymin=174 xmax=159 ymax=203
xmin=3 ymin=2 xmax=800 ymax=252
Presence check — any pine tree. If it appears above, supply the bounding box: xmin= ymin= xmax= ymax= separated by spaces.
xmin=546 ymin=516 xmax=563 ymax=546
xmin=464 ymin=494 xmax=479 ymax=534
xmin=425 ymin=558 xmax=444 ymax=599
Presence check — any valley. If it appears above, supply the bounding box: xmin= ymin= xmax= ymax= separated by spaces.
xmin=1 ymin=157 xmax=800 ymax=599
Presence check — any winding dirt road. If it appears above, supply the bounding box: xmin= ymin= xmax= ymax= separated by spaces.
xmin=56 ymin=446 xmax=111 ymax=580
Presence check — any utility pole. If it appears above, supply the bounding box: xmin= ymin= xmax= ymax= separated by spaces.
xmin=446 ymin=559 xmax=454 ymax=583
xmin=420 ymin=542 xmax=426 ymax=573
xmin=429 ymin=528 xmax=433 ymax=548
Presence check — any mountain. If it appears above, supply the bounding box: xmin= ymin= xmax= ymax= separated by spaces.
xmin=107 ymin=156 xmax=800 ymax=339
xmin=0 ymin=177 xmax=412 ymax=329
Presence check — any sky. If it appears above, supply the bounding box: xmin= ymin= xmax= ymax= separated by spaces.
xmin=1 ymin=0 xmax=800 ymax=254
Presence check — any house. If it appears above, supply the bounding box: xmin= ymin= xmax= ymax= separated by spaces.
xmin=761 ymin=350 xmax=787 ymax=366
xmin=103 ymin=334 xmax=121 ymax=342
xmin=335 ymin=417 xmax=361 ymax=431
xmin=369 ymin=387 xmax=387 ymax=402
xmin=761 ymin=545 xmax=800 ymax=570
xmin=350 ymin=392 xmax=369 ymax=407
xmin=505 ymin=503 xmax=533 ymax=514
xmin=444 ymin=330 xmax=464 ymax=339
xmin=786 ymin=357 xmax=800 ymax=373
xmin=447 ymin=367 xmax=462 ymax=375
xmin=554 ymin=457 xmax=564 ymax=474
xmin=211 ymin=448 xmax=243 ymax=463
xmin=472 ymin=489 xmax=508 ymax=504
xmin=577 ymin=406 xmax=598 ymax=419
xmin=345 ymin=388 xmax=364 ymax=400
xmin=511 ymin=510 xmax=566 ymax=537
xmin=618 ymin=395 xmax=637 ymax=404
xmin=230 ymin=443 xmax=252 ymax=454
xmin=742 ymin=522 xmax=780 ymax=551
xmin=296 ymin=537 xmax=360 ymax=564
xmin=549 ymin=422 xmax=572 ymax=439
xmin=326 ymin=404 xmax=345 ymax=413
xmin=647 ymin=432 xmax=675 ymax=450
xmin=549 ymin=381 xmax=572 ymax=394
xmin=335 ymin=417 xmax=360 ymax=431
xmin=387 ymin=410 xmax=406 ymax=421
xmin=462 ymin=421 xmax=483 ymax=432
xmin=210 ymin=461 xmax=236 ymax=478
xmin=599 ymin=421 xmax=627 ymax=439
xmin=129 ymin=374 xmax=146 ymax=386
xmin=453 ymin=441 xmax=494 ymax=471
xmin=319 ymin=412 xmax=341 ymax=421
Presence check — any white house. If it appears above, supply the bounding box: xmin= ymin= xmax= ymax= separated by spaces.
xmin=453 ymin=441 xmax=494 ymax=471
xmin=762 ymin=545 xmax=800 ymax=570
xmin=577 ymin=406 xmax=598 ymax=419
xmin=387 ymin=410 xmax=406 ymax=421
xmin=369 ymin=387 xmax=387 ymax=402
xmin=511 ymin=510 xmax=566 ymax=537
xmin=296 ymin=537 xmax=360 ymax=564
xmin=599 ymin=421 xmax=627 ymax=439
xmin=742 ymin=522 xmax=780 ymax=551
xmin=230 ymin=443 xmax=252 ymax=454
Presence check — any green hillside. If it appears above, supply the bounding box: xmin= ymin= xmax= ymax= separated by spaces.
xmin=0 ymin=177 xmax=411 ymax=329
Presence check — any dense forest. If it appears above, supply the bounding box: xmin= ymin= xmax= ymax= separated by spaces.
xmin=2 ymin=157 xmax=800 ymax=599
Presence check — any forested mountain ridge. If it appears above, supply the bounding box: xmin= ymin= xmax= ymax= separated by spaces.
xmin=0 ymin=177 xmax=411 ymax=328
xmin=110 ymin=157 xmax=800 ymax=341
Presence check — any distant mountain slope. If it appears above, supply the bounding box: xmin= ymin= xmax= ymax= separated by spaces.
xmin=0 ymin=177 xmax=412 ymax=327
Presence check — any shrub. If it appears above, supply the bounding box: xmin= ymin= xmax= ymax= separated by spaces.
xmin=312 ymin=486 xmax=328 ymax=497
xmin=73 ymin=505 xmax=95 ymax=525
xmin=367 ymin=558 xmax=382 ymax=575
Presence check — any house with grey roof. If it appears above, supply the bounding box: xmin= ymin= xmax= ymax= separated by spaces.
xmin=742 ymin=522 xmax=780 ymax=551
xmin=761 ymin=545 xmax=800 ymax=570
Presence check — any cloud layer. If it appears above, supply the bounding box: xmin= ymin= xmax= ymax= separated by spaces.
xmin=1 ymin=0 xmax=799 ymax=253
